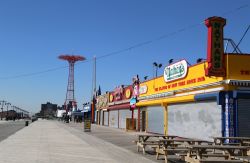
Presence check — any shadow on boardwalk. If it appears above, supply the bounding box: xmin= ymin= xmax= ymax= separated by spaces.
xmin=61 ymin=121 xmax=184 ymax=163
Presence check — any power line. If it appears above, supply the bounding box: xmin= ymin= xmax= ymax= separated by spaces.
xmin=0 ymin=3 xmax=249 ymax=80
xmin=232 ymin=24 xmax=250 ymax=53
xmin=0 ymin=65 xmax=68 ymax=79
xmin=0 ymin=60 xmax=91 ymax=80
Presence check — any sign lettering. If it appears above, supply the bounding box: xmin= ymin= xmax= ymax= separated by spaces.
xmin=240 ymin=70 xmax=250 ymax=75
xmin=154 ymin=76 xmax=205 ymax=92
xmin=205 ymin=17 xmax=226 ymax=77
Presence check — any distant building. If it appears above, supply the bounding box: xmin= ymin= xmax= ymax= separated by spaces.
xmin=0 ymin=110 xmax=25 ymax=120
xmin=40 ymin=102 xmax=57 ymax=118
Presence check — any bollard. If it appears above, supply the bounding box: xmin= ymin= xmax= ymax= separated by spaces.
xmin=25 ymin=121 xmax=29 ymax=126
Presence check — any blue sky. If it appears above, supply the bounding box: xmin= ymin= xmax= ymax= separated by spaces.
xmin=0 ymin=0 xmax=249 ymax=113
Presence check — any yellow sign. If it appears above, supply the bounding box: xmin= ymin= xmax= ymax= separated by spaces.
xmin=125 ymin=89 xmax=131 ymax=99
xmin=84 ymin=119 xmax=91 ymax=132
xmin=226 ymin=54 xmax=250 ymax=80
xmin=140 ymin=62 xmax=223 ymax=97
xmin=109 ymin=94 xmax=114 ymax=102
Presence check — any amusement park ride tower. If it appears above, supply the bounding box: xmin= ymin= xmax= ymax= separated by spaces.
xmin=59 ymin=55 xmax=85 ymax=111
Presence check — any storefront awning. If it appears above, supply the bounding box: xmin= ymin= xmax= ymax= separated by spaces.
xmin=108 ymin=103 xmax=130 ymax=110
xmin=228 ymin=80 xmax=250 ymax=87
xmin=136 ymin=94 xmax=195 ymax=107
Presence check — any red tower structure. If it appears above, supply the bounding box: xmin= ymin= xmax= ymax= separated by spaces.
xmin=59 ymin=55 xmax=85 ymax=110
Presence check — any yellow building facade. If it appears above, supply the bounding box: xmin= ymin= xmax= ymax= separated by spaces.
xmin=135 ymin=17 xmax=250 ymax=140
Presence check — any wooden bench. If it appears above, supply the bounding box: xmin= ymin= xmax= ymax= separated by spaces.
xmin=231 ymin=156 xmax=250 ymax=163
xmin=177 ymin=153 xmax=230 ymax=159
xmin=185 ymin=145 xmax=248 ymax=163
xmin=137 ymin=141 xmax=160 ymax=154
xmin=213 ymin=137 xmax=250 ymax=146
xmin=155 ymin=146 xmax=189 ymax=163
xmin=135 ymin=134 xmax=177 ymax=155
xmin=185 ymin=156 xmax=244 ymax=163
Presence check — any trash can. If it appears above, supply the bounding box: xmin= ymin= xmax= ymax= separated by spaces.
xmin=25 ymin=121 xmax=29 ymax=126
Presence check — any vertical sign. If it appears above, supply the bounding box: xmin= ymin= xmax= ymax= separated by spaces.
xmin=84 ymin=118 xmax=91 ymax=132
xmin=130 ymin=75 xmax=140 ymax=109
xmin=224 ymin=93 xmax=235 ymax=142
xmin=205 ymin=16 xmax=226 ymax=77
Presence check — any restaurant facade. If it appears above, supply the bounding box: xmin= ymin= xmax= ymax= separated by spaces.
xmin=134 ymin=16 xmax=250 ymax=141
xmin=94 ymin=16 xmax=250 ymax=141
xmin=96 ymin=93 xmax=109 ymax=126
xmin=96 ymin=85 xmax=137 ymax=129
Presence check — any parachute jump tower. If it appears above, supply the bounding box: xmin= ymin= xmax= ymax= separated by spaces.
xmin=59 ymin=55 xmax=85 ymax=111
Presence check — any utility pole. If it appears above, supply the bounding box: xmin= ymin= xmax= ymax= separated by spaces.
xmin=91 ymin=56 xmax=96 ymax=123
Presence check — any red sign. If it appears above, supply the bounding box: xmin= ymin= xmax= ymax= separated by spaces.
xmin=240 ymin=70 xmax=250 ymax=75
xmin=154 ymin=76 xmax=205 ymax=92
xmin=114 ymin=86 xmax=123 ymax=101
xmin=205 ymin=16 xmax=226 ymax=77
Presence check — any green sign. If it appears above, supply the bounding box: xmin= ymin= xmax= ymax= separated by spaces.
xmin=164 ymin=60 xmax=188 ymax=82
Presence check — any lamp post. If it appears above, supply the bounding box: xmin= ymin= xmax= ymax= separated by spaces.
xmin=0 ymin=100 xmax=6 ymax=120
xmin=153 ymin=62 xmax=162 ymax=78
xmin=5 ymin=102 xmax=11 ymax=120
xmin=168 ymin=59 xmax=174 ymax=65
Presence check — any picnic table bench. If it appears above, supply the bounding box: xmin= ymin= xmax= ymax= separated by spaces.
xmin=213 ymin=137 xmax=250 ymax=146
xmin=231 ymin=156 xmax=250 ymax=163
xmin=136 ymin=134 xmax=177 ymax=154
xmin=212 ymin=137 xmax=250 ymax=156
xmin=243 ymin=141 xmax=250 ymax=146
xmin=137 ymin=134 xmax=177 ymax=142
xmin=154 ymin=138 xmax=211 ymax=163
xmin=184 ymin=144 xmax=249 ymax=163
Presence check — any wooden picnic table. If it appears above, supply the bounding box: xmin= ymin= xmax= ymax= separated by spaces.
xmin=185 ymin=144 xmax=249 ymax=163
xmin=231 ymin=156 xmax=250 ymax=163
xmin=213 ymin=137 xmax=250 ymax=146
xmin=154 ymin=138 xmax=211 ymax=163
xmin=137 ymin=134 xmax=177 ymax=142
xmin=156 ymin=138 xmax=212 ymax=150
xmin=136 ymin=134 xmax=177 ymax=154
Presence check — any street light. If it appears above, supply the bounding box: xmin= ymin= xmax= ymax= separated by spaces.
xmin=5 ymin=102 xmax=11 ymax=120
xmin=153 ymin=62 xmax=162 ymax=78
xmin=196 ymin=58 xmax=206 ymax=63
xmin=168 ymin=59 xmax=174 ymax=65
xmin=0 ymin=100 xmax=6 ymax=120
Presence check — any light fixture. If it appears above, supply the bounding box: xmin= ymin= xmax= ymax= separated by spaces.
xmin=168 ymin=59 xmax=174 ymax=64
xmin=196 ymin=58 xmax=206 ymax=63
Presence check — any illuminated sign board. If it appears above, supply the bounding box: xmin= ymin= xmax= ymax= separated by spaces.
xmin=164 ymin=60 xmax=188 ymax=82
xmin=205 ymin=16 xmax=226 ymax=77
